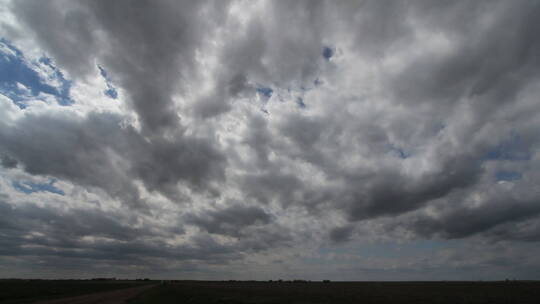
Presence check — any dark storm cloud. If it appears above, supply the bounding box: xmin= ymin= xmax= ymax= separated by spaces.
xmin=13 ymin=0 xmax=231 ymax=133
xmin=188 ymin=203 xmax=272 ymax=237
xmin=339 ymin=0 xmax=540 ymax=234
xmin=0 ymin=198 xmax=242 ymax=265
xmin=279 ymin=114 xmax=325 ymax=151
xmin=389 ymin=1 xmax=540 ymax=113
xmin=0 ymin=111 xmax=226 ymax=206
xmin=345 ymin=155 xmax=483 ymax=220
xmin=235 ymin=0 xmax=540 ymax=237
xmin=185 ymin=203 xmax=293 ymax=254
xmin=241 ymin=170 xmax=302 ymax=207
xmin=329 ymin=225 xmax=354 ymax=243
xmin=0 ymin=195 xmax=290 ymax=274
xmin=9 ymin=1 xmax=98 ymax=77
xmin=0 ymin=199 xmax=154 ymax=249
xmin=130 ymin=135 xmax=226 ymax=200
xmin=0 ymin=155 xmax=17 ymax=168
xmin=396 ymin=183 xmax=540 ymax=241
xmin=0 ymin=112 xmax=144 ymax=207
xmin=486 ymin=216 xmax=540 ymax=242
xmin=89 ymin=0 xmax=231 ymax=133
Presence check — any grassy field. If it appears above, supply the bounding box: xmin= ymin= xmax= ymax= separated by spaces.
xmin=0 ymin=279 xmax=151 ymax=303
xmin=128 ymin=281 xmax=540 ymax=304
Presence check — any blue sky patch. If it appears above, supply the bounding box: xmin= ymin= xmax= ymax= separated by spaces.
xmin=0 ymin=38 xmax=72 ymax=108
xmin=256 ymin=86 xmax=273 ymax=98
xmin=495 ymin=171 xmax=522 ymax=182
xmin=104 ymin=88 xmax=118 ymax=99
xmin=98 ymin=65 xmax=118 ymax=99
xmin=484 ymin=133 xmax=530 ymax=161
xmin=322 ymin=46 xmax=334 ymax=60
xmin=388 ymin=144 xmax=411 ymax=159
xmin=296 ymin=97 xmax=306 ymax=108
xmin=12 ymin=179 xmax=65 ymax=196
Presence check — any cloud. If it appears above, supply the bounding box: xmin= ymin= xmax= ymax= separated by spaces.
xmin=188 ymin=203 xmax=272 ymax=237
xmin=0 ymin=154 xmax=17 ymax=168
xmin=12 ymin=0 xmax=232 ymax=133
xmin=328 ymin=225 xmax=354 ymax=243
xmin=1 ymin=0 xmax=540 ymax=279
xmin=0 ymin=198 xmax=243 ymax=267
xmin=0 ymin=110 xmax=226 ymax=208
xmin=393 ymin=180 xmax=540 ymax=241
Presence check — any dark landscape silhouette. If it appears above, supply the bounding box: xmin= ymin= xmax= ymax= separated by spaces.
xmin=1 ymin=278 xmax=540 ymax=303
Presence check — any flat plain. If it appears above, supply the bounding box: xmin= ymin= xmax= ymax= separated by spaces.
xmin=0 ymin=280 xmax=150 ymax=304
xmin=2 ymin=280 xmax=540 ymax=304
xmin=128 ymin=281 xmax=540 ymax=304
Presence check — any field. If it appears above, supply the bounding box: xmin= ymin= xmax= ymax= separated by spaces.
xmin=128 ymin=281 xmax=540 ymax=304
xmin=0 ymin=279 xmax=151 ymax=303
xmin=1 ymin=280 xmax=539 ymax=304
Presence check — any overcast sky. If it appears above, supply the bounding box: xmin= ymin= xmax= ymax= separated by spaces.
xmin=1 ymin=0 xmax=540 ymax=281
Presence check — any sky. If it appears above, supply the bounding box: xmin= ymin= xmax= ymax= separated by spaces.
xmin=1 ymin=0 xmax=540 ymax=281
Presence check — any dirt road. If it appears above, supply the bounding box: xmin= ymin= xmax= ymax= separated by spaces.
xmin=31 ymin=284 xmax=155 ymax=304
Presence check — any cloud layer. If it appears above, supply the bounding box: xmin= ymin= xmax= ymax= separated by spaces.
xmin=1 ymin=0 xmax=540 ymax=280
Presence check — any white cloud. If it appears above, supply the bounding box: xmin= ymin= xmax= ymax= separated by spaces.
xmin=1 ymin=0 xmax=540 ymax=280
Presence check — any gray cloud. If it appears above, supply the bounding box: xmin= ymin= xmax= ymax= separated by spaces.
xmin=0 ymin=198 xmax=242 ymax=266
xmin=188 ymin=203 xmax=272 ymax=237
xmin=0 ymin=111 xmax=226 ymax=207
xmin=0 ymin=112 xmax=144 ymax=207
xmin=0 ymin=155 xmax=17 ymax=168
xmin=13 ymin=0 xmax=231 ymax=133
xmin=328 ymin=225 xmax=354 ymax=243
xmin=394 ymin=181 xmax=540 ymax=241
xmin=1 ymin=0 xmax=540 ymax=279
